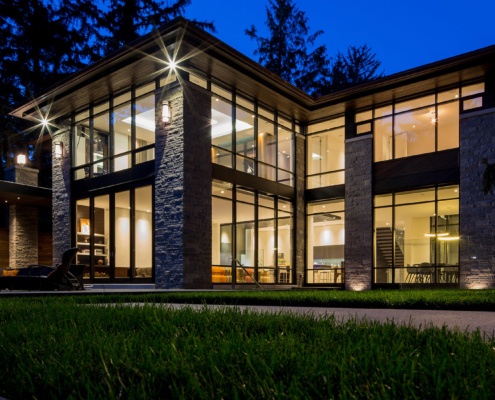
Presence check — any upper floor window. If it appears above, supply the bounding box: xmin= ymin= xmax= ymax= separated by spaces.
xmin=356 ymin=82 xmax=484 ymax=162
xmin=72 ymin=76 xmax=176 ymax=180
xmin=306 ymin=117 xmax=345 ymax=189
xmin=210 ymin=83 xmax=296 ymax=187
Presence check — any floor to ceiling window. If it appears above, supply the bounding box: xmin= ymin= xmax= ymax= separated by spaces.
xmin=211 ymin=180 xmax=293 ymax=284
xmin=75 ymin=185 xmax=153 ymax=281
xmin=306 ymin=199 xmax=345 ymax=285
xmin=374 ymin=185 xmax=459 ymax=284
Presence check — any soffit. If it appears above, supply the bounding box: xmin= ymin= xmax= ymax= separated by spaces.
xmin=0 ymin=181 xmax=51 ymax=207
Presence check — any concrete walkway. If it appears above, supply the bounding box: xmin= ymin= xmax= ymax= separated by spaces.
xmin=164 ymin=303 xmax=495 ymax=339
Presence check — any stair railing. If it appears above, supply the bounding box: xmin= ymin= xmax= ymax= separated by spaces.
xmin=231 ymin=258 xmax=263 ymax=290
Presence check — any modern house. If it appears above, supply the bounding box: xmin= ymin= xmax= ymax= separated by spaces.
xmin=10 ymin=18 xmax=495 ymax=290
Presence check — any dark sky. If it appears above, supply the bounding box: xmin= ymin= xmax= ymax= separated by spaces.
xmin=185 ymin=0 xmax=495 ymax=75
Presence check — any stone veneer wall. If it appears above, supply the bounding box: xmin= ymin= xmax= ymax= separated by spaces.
xmin=9 ymin=205 xmax=38 ymax=268
xmin=4 ymin=166 xmax=39 ymax=186
xmin=294 ymin=133 xmax=306 ymax=286
xmin=459 ymin=108 xmax=495 ymax=289
xmin=51 ymin=130 xmax=72 ymax=265
xmin=344 ymin=135 xmax=373 ymax=290
xmin=4 ymin=166 xmax=40 ymax=268
xmin=154 ymin=81 xmax=212 ymax=289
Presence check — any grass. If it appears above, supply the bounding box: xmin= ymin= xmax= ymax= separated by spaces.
xmin=0 ymin=296 xmax=494 ymax=399
xmin=61 ymin=288 xmax=495 ymax=311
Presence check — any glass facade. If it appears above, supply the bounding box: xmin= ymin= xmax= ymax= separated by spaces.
xmin=211 ymin=86 xmax=295 ymax=187
xmin=75 ymin=185 xmax=153 ymax=280
xmin=306 ymin=117 xmax=345 ymax=189
xmin=211 ymin=180 xmax=293 ymax=284
xmin=72 ymin=77 xmax=174 ymax=179
xmin=306 ymin=199 xmax=345 ymax=285
xmin=355 ymin=83 xmax=484 ymax=162
xmin=373 ymin=186 xmax=459 ymax=284
xmin=64 ymin=55 xmax=483 ymax=287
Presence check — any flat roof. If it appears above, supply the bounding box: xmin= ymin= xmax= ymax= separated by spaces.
xmin=0 ymin=180 xmax=51 ymax=208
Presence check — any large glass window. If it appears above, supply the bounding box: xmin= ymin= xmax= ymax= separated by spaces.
xmin=236 ymin=189 xmax=255 ymax=282
xmin=73 ymin=82 xmax=157 ymax=179
xmin=210 ymin=86 xmax=295 ymax=186
xmin=357 ymin=83 xmax=484 ymax=162
xmin=212 ymin=180 xmax=233 ymax=283
xmin=75 ymin=195 xmax=109 ymax=279
xmin=134 ymin=186 xmax=153 ymax=278
xmin=115 ymin=191 xmax=130 ymax=279
xmin=75 ymin=185 xmax=153 ymax=282
xmin=306 ymin=199 xmax=345 ymax=285
xmin=211 ymin=181 xmax=293 ymax=284
xmin=373 ymin=186 xmax=459 ymax=284
xmin=114 ymin=97 xmax=133 ymax=172
xmin=307 ymin=117 xmax=345 ymax=189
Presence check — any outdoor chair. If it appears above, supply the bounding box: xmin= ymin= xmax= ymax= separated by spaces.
xmin=0 ymin=248 xmax=82 ymax=291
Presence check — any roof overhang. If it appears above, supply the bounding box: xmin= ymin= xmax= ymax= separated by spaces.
xmin=308 ymin=44 xmax=495 ymax=120
xmin=10 ymin=18 xmax=314 ymax=124
xmin=10 ymin=17 xmax=495 ymax=125
xmin=0 ymin=181 xmax=51 ymax=208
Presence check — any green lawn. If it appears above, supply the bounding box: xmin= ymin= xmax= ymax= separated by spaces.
xmin=72 ymin=288 xmax=495 ymax=311
xmin=0 ymin=292 xmax=494 ymax=399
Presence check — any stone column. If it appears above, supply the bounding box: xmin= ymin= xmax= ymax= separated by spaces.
xmin=52 ymin=130 xmax=72 ymax=265
xmin=294 ymin=133 xmax=306 ymax=285
xmin=459 ymin=108 xmax=495 ymax=289
xmin=4 ymin=166 xmax=39 ymax=268
xmin=344 ymin=135 xmax=373 ymax=290
xmin=154 ymin=81 xmax=212 ymax=289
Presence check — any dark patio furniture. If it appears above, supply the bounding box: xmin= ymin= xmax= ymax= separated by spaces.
xmin=0 ymin=248 xmax=82 ymax=291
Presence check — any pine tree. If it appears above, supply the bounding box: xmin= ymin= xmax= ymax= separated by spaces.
xmin=245 ymin=0 xmax=330 ymax=95
xmin=101 ymin=0 xmax=214 ymax=55
xmin=329 ymin=44 xmax=383 ymax=93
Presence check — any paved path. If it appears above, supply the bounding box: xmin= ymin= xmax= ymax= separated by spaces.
xmin=164 ymin=303 xmax=495 ymax=338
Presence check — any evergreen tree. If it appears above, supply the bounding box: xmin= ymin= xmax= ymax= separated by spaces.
xmin=328 ymin=44 xmax=383 ymax=93
xmin=0 ymin=0 xmax=212 ymax=171
xmin=0 ymin=0 xmax=96 ymax=169
xmin=101 ymin=0 xmax=214 ymax=55
xmin=245 ymin=0 xmax=331 ymax=95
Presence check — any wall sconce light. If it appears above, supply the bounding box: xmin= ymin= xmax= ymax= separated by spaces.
xmin=54 ymin=142 xmax=63 ymax=159
xmin=17 ymin=154 xmax=26 ymax=166
xmin=162 ymin=101 xmax=171 ymax=124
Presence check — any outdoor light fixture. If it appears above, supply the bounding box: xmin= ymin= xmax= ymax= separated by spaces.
xmin=162 ymin=101 xmax=171 ymax=124
xmin=54 ymin=142 xmax=63 ymax=159
xmin=17 ymin=154 xmax=26 ymax=166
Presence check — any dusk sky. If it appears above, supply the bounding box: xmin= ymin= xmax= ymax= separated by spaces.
xmin=185 ymin=0 xmax=495 ymax=76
